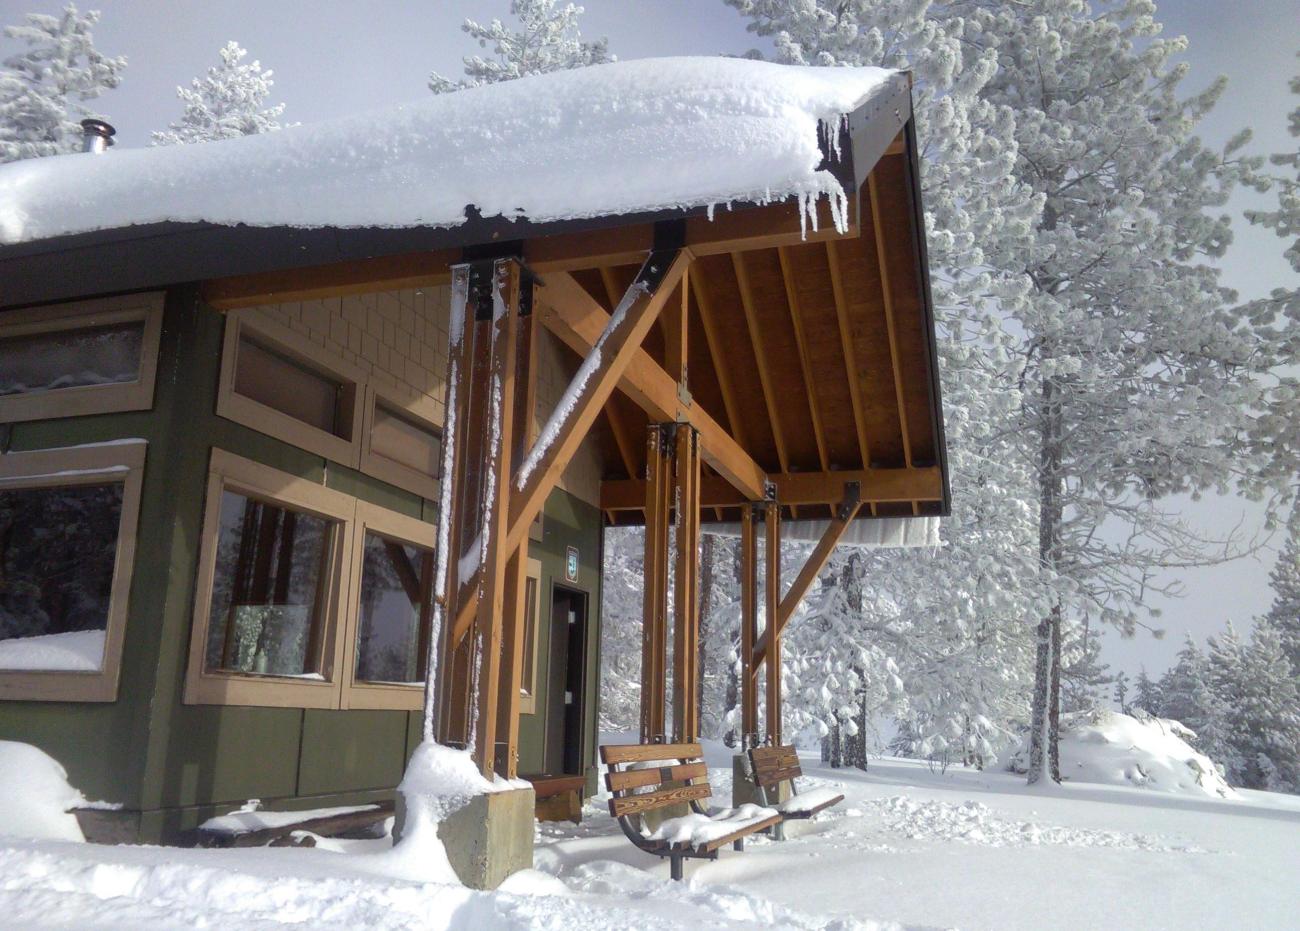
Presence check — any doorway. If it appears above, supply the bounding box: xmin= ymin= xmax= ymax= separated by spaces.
xmin=544 ymin=585 xmax=588 ymax=776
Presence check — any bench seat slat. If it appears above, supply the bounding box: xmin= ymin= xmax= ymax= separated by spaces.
xmin=697 ymin=813 xmax=784 ymax=853
xmin=601 ymin=742 xmax=702 ymax=765
xmin=609 ymin=782 xmax=712 ymax=818
xmin=606 ymin=761 xmax=708 ymax=792
xmin=780 ymin=793 xmax=845 ymax=819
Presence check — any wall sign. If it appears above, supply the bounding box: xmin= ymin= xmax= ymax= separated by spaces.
xmin=565 ymin=545 xmax=580 ymax=583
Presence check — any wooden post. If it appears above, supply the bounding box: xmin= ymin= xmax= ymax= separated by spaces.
xmin=640 ymin=424 xmax=671 ymax=741
xmin=763 ymin=499 xmax=782 ymax=746
xmin=671 ymin=424 xmax=701 ymax=743
xmin=740 ymin=503 xmax=759 ymax=747
xmin=495 ymin=271 xmax=538 ymax=778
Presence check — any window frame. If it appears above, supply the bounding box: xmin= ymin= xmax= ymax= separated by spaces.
xmin=0 ymin=441 xmax=146 ymax=702
xmin=518 ymin=557 xmax=543 ymax=714
xmin=358 ymin=386 xmax=443 ymax=501
xmin=216 ymin=312 xmax=365 ymax=469
xmin=183 ymin=449 xmax=356 ymax=709
xmin=339 ymin=501 xmax=438 ymax=711
xmin=0 ymin=293 xmax=164 ymax=424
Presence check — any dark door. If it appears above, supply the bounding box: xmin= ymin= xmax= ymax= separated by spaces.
xmin=544 ymin=585 xmax=588 ymax=776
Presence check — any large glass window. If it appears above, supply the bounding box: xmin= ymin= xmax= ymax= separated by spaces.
xmin=0 ymin=483 xmax=123 ymax=672
xmin=353 ymin=533 xmax=433 ymax=684
xmin=203 ymin=491 xmax=335 ymax=678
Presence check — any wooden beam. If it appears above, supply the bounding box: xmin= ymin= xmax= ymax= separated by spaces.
xmin=671 ymin=424 xmax=701 ymax=743
xmin=754 ymin=493 xmax=864 ymax=669
xmin=732 ymin=252 xmax=789 ymax=474
xmin=689 ymin=268 xmax=746 ymax=448
xmin=503 ymin=250 xmax=690 ymax=559
xmin=641 ymin=425 xmax=672 ymax=742
xmin=599 ymin=466 xmax=943 ymax=511
xmin=535 ymin=270 xmax=767 ymax=501
xmin=598 ymin=267 xmax=645 ymax=480
xmin=763 ymin=501 xmax=782 ymax=746
xmin=740 ymin=505 xmax=758 ymax=746
xmin=867 ymin=172 xmax=918 ymax=514
xmin=827 ymin=240 xmax=872 ymax=472
xmin=777 ymin=247 xmax=829 ymax=471
xmin=203 ymin=249 xmax=459 ymax=310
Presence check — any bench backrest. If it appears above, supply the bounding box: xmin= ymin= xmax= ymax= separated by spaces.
xmin=601 ymin=742 xmax=711 ymax=819
xmin=749 ymin=744 xmax=802 ymax=788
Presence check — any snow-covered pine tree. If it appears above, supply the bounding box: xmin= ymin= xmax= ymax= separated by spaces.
xmin=1206 ymin=621 xmax=1250 ymax=782
xmin=151 ymin=41 xmax=285 ymax=146
xmin=1112 ymin=670 xmax=1130 ymax=714
xmin=1229 ymin=622 xmax=1300 ymax=792
xmin=0 ymin=4 xmax=124 ymax=162
xmin=429 ymin=0 xmax=613 ymax=94
xmin=727 ymin=0 xmax=1043 ymax=772
xmin=1155 ymin=635 xmax=1232 ymax=765
xmin=1132 ymin=667 xmax=1162 ymax=714
xmin=1262 ymin=501 xmax=1300 ymax=673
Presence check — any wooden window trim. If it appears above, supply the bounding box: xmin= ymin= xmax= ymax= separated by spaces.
xmin=519 ymin=557 xmax=543 ymax=714
xmin=0 ymin=441 xmax=146 ymax=702
xmin=216 ymin=312 xmax=365 ymax=469
xmin=183 ymin=449 xmax=356 ymax=709
xmin=358 ymin=386 xmax=443 ymax=501
xmin=339 ymin=501 xmax=438 ymax=711
xmin=0 ymin=293 xmax=163 ymax=424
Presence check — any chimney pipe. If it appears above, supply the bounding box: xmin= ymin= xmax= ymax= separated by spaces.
xmin=80 ymin=118 xmax=115 ymax=154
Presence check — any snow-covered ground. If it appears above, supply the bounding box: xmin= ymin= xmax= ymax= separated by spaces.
xmin=2 ymin=737 xmax=1298 ymax=930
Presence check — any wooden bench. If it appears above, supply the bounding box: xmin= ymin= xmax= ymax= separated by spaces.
xmin=748 ymin=744 xmax=844 ymax=838
xmin=523 ymin=773 xmax=586 ymax=824
xmin=601 ymin=741 xmax=782 ymax=881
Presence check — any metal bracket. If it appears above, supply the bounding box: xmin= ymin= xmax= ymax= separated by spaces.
xmin=837 ymin=481 xmax=862 ymax=522
xmin=763 ymin=481 xmax=778 ymax=504
xmin=468 ymin=260 xmax=495 ymax=320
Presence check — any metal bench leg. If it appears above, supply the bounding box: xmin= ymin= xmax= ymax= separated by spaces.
xmin=670 ymin=853 xmax=684 ymax=881
xmin=773 ymin=820 xmax=786 ymax=841
xmin=733 ymin=837 xmax=744 ymax=852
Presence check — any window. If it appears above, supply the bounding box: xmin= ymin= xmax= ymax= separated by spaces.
xmin=359 ymin=388 xmax=442 ymax=500
xmin=518 ymin=558 xmax=542 ymax=714
xmin=185 ymin=450 xmax=438 ymax=710
xmin=217 ymin=313 xmax=363 ymax=468
xmin=184 ymin=450 xmax=352 ymax=708
xmin=0 ymin=442 xmax=145 ymax=702
xmin=0 ymin=293 xmax=163 ymax=423
xmin=340 ymin=502 xmax=437 ymax=710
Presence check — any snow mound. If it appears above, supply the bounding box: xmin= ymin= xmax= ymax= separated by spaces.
xmin=1007 ymin=711 xmax=1238 ymax=798
xmin=867 ymin=795 xmax=1198 ymax=851
xmin=0 ymin=629 xmax=105 ymax=671
xmin=0 ymin=57 xmax=900 ymax=246
xmin=0 ymin=741 xmax=87 ymax=841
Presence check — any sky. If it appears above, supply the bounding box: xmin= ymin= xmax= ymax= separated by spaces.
xmin=1 ymin=0 xmax=1295 ymax=680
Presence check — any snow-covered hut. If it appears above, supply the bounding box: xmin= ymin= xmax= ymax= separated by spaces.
xmin=0 ymin=58 xmax=948 ymax=875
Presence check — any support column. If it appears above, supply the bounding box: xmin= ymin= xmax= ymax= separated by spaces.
xmin=739 ymin=503 xmax=759 ymax=748
xmin=640 ymin=424 xmax=672 ymax=742
xmin=764 ymin=499 xmax=782 ymax=746
xmin=671 ymin=424 xmax=701 ymax=743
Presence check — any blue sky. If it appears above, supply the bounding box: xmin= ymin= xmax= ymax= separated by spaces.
xmin=2 ymin=0 xmax=1296 ymax=679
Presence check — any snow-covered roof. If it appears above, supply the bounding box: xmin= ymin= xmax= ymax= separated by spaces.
xmin=0 ymin=57 xmax=900 ymax=247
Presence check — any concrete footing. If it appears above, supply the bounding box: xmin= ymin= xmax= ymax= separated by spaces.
xmin=395 ymin=786 xmax=535 ymax=890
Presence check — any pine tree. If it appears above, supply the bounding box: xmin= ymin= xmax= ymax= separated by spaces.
xmin=1263 ymin=502 xmax=1300 ymax=672
xmin=1132 ymin=667 xmax=1162 ymax=714
xmin=151 ymin=41 xmax=285 ymax=146
xmin=1112 ymin=670 xmax=1130 ymax=714
xmin=1207 ymin=622 xmax=1250 ymax=782
xmin=1155 ymin=636 xmax=1232 ymax=766
xmin=0 ymin=4 xmax=125 ymax=163
xmin=1230 ymin=622 xmax=1300 ymax=791
xmin=429 ymin=0 xmax=613 ymax=94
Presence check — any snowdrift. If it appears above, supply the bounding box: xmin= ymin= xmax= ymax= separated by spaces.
xmin=0 ymin=57 xmax=898 ymax=245
xmin=1006 ymin=711 xmax=1237 ymax=798
xmin=0 ymin=741 xmax=88 ymax=841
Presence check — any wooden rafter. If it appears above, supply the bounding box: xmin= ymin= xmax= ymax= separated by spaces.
xmin=826 ymin=240 xmax=872 ymax=472
xmin=597 ymin=266 xmax=643 ymax=479
xmin=536 ymin=270 xmax=767 ymax=501
xmin=732 ymin=252 xmax=789 ymax=474
xmin=867 ymin=172 xmax=918 ymax=515
xmin=599 ymin=466 xmax=942 ymax=512
xmin=688 ymin=268 xmax=746 ymax=449
xmin=777 ymin=247 xmax=829 ymax=471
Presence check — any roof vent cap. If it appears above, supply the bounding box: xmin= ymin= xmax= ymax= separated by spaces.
xmin=80 ymin=118 xmax=115 ymax=154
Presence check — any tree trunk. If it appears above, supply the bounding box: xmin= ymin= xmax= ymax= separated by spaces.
xmin=1028 ymin=375 xmax=1064 ymax=786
